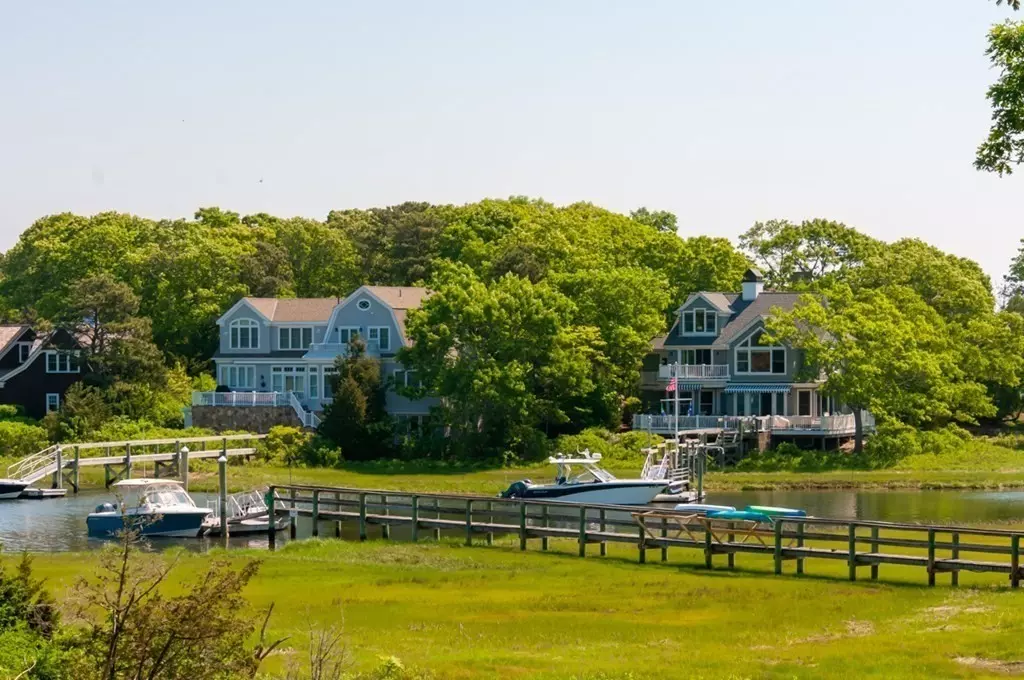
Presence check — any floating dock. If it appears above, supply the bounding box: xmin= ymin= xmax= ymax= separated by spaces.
xmin=18 ymin=488 xmax=67 ymax=499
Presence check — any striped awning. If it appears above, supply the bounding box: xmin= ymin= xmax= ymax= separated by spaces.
xmin=724 ymin=384 xmax=791 ymax=394
xmin=665 ymin=382 xmax=702 ymax=393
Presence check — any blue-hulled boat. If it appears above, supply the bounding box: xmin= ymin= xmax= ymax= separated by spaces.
xmin=87 ymin=479 xmax=212 ymax=538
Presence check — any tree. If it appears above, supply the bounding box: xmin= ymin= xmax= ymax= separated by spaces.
xmin=767 ymin=284 xmax=1017 ymax=452
xmin=739 ymin=219 xmax=880 ymax=290
xmin=630 ymin=207 xmax=678 ymax=233
xmin=977 ymin=0 xmax=1024 ymax=174
xmin=318 ymin=338 xmax=391 ymax=460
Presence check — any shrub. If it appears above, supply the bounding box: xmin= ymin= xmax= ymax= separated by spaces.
xmin=552 ymin=427 xmax=659 ymax=468
xmin=0 ymin=421 xmax=49 ymax=457
xmin=863 ymin=422 xmax=923 ymax=465
xmin=0 ymin=404 xmax=23 ymax=420
xmin=257 ymin=426 xmax=313 ymax=466
xmin=85 ymin=417 xmax=213 ymax=443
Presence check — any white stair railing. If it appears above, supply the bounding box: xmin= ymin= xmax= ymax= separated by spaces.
xmin=6 ymin=445 xmax=60 ymax=482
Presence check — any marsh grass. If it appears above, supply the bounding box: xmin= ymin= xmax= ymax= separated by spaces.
xmin=24 ymin=538 xmax=1024 ymax=679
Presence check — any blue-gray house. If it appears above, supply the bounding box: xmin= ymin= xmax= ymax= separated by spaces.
xmin=636 ymin=269 xmax=860 ymax=435
xmin=194 ymin=286 xmax=437 ymax=431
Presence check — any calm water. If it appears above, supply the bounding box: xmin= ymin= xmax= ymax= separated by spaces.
xmin=5 ymin=488 xmax=1024 ymax=552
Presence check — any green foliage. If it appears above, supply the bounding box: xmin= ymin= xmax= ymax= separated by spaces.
xmin=629 ymin=207 xmax=678 ymax=233
xmin=82 ymin=418 xmax=213 ymax=443
xmin=319 ymin=339 xmax=392 ymax=460
xmin=0 ymin=404 xmax=23 ymax=420
xmin=740 ymin=218 xmax=880 ymax=289
xmin=977 ymin=19 xmax=1024 ymax=175
xmin=0 ymin=420 xmax=49 ymax=457
xmin=41 ymin=383 xmax=110 ymax=442
xmin=257 ymin=426 xmax=314 ymax=466
xmin=552 ymin=427 xmax=661 ymax=467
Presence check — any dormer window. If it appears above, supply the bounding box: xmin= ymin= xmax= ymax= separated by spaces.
xmin=682 ymin=309 xmax=717 ymax=335
xmin=229 ymin=319 xmax=260 ymax=350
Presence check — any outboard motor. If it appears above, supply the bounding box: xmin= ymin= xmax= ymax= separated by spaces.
xmin=500 ymin=480 xmax=531 ymax=499
xmin=94 ymin=503 xmax=117 ymax=513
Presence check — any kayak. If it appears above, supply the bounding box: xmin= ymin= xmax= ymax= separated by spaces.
xmin=706 ymin=509 xmax=772 ymax=523
xmin=674 ymin=504 xmax=736 ymax=514
xmin=744 ymin=505 xmax=807 ymax=518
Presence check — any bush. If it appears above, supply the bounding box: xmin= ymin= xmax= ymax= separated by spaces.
xmin=84 ymin=417 xmax=213 ymax=443
xmin=0 ymin=421 xmax=49 ymax=458
xmin=552 ymin=427 xmax=660 ymax=468
xmin=0 ymin=404 xmax=23 ymax=420
xmin=257 ymin=426 xmax=313 ymax=466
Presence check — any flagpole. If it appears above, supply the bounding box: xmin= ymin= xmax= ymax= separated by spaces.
xmin=674 ymin=361 xmax=680 ymax=443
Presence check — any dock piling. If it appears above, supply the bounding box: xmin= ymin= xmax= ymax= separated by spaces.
xmin=267 ymin=486 xmax=276 ymax=549
xmin=217 ymin=455 xmax=228 ymax=542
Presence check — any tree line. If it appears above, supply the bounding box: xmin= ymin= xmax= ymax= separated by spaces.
xmin=5 ymin=200 xmax=1024 ymax=461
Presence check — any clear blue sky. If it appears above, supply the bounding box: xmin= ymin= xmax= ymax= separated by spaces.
xmin=1 ymin=1 xmax=1021 ymax=285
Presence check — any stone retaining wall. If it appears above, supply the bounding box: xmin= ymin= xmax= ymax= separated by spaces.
xmin=190 ymin=405 xmax=304 ymax=433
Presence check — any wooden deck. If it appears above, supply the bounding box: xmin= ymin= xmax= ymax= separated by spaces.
xmin=267 ymin=484 xmax=1024 ymax=588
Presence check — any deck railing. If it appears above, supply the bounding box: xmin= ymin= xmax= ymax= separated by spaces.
xmin=632 ymin=411 xmax=873 ymax=436
xmin=191 ymin=391 xmax=321 ymax=429
xmin=657 ymin=364 xmax=730 ymax=380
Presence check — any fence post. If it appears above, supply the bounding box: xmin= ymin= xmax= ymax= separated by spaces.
xmin=125 ymin=443 xmax=132 ymax=479
xmin=411 ymin=496 xmax=419 ymax=542
xmin=704 ymin=524 xmax=713 ymax=570
xmin=72 ymin=445 xmax=80 ymax=493
xmin=927 ymin=529 xmax=936 ymax=587
xmin=1012 ymin=535 xmax=1020 ymax=589
xmin=465 ymin=499 xmax=473 ymax=546
xmin=599 ymin=508 xmax=607 ymax=557
xmin=951 ymin=532 xmax=959 ymax=587
xmin=870 ymin=526 xmax=879 ymax=580
xmin=519 ymin=502 xmax=527 ymax=550
xmin=179 ymin=446 xmax=189 ymax=490
xmin=541 ymin=505 xmax=549 ymax=551
xmin=289 ymin=487 xmax=297 ymax=539
xmin=311 ymin=490 xmax=320 ymax=538
xmin=795 ymin=522 xmax=804 ymax=575
xmin=267 ymin=486 xmax=276 ymax=549
xmin=660 ymin=516 xmax=668 ymax=562
xmin=728 ymin=521 xmax=736 ymax=570
xmin=638 ymin=523 xmax=646 ymax=564
xmin=848 ymin=524 xmax=857 ymax=582
xmin=358 ymin=493 xmax=367 ymax=541
xmin=52 ymin=447 xmax=62 ymax=490
xmin=578 ymin=506 xmax=587 ymax=558
xmin=485 ymin=501 xmax=493 ymax=546
xmin=382 ymin=495 xmax=390 ymax=540
xmin=774 ymin=519 xmax=783 ymax=575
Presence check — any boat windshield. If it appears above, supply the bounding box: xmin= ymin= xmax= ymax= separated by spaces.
xmin=142 ymin=488 xmax=195 ymax=508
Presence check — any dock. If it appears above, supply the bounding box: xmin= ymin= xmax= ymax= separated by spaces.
xmin=267 ymin=484 xmax=1024 ymax=589
xmin=18 ymin=487 xmax=68 ymax=499
xmin=4 ymin=434 xmax=266 ymax=494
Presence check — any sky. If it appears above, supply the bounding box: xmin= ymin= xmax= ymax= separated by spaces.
xmin=1 ymin=1 xmax=1022 ymax=286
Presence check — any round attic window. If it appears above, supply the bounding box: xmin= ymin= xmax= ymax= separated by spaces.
xmin=357 ymin=299 xmax=371 ymax=311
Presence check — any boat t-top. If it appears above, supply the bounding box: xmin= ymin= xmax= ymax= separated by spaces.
xmin=500 ymin=449 xmax=668 ymax=505
xmin=87 ymin=479 xmax=213 ymax=538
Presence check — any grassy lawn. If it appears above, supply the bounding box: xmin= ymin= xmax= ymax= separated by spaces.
xmin=25 ymin=537 xmax=1024 ymax=679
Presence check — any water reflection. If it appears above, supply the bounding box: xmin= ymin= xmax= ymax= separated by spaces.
xmin=5 ymin=488 xmax=1024 ymax=553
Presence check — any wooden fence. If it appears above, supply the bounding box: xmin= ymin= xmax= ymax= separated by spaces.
xmin=267 ymin=485 xmax=1024 ymax=588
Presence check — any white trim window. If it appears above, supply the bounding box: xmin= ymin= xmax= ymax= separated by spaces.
xmin=335 ymin=327 xmax=360 ymax=344
xmin=46 ymin=393 xmax=60 ymax=413
xmin=229 ymin=319 xmax=260 ymax=350
xmin=219 ymin=365 xmax=255 ymax=389
xmin=391 ymin=369 xmax=420 ymax=389
xmin=322 ymin=367 xmax=337 ymax=400
xmin=368 ymin=327 xmax=390 ymax=351
xmin=735 ymin=331 xmax=786 ymax=375
xmin=45 ymin=351 xmax=79 ymax=374
xmin=681 ymin=349 xmax=712 ymax=365
xmin=682 ymin=309 xmax=717 ymax=335
xmin=309 ymin=366 xmax=319 ymax=399
xmin=279 ymin=326 xmax=313 ymax=350
xmin=271 ymin=365 xmax=307 ymax=398
xmin=17 ymin=342 xmax=32 ymax=363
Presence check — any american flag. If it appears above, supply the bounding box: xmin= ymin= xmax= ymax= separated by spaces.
xmin=665 ymin=376 xmax=677 ymax=394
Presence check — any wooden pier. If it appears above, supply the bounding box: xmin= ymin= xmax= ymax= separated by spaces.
xmin=268 ymin=484 xmax=1024 ymax=589
xmin=6 ymin=434 xmax=266 ymax=492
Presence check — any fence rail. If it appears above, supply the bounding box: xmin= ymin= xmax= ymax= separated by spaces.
xmin=267 ymin=484 xmax=1024 ymax=589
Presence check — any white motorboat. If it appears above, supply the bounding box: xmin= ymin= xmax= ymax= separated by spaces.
xmin=500 ymin=450 xmax=667 ymax=505
xmin=87 ymin=479 xmax=212 ymax=538
xmin=0 ymin=478 xmax=29 ymax=500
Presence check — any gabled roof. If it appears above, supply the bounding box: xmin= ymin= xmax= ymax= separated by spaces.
xmin=219 ymin=297 xmax=340 ymax=324
xmin=680 ymin=292 xmax=737 ymax=313
xmin=0 ymin=325 xmax=30 ymax=361
xmin=657 ymin=291 xmax=805 ymax=349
